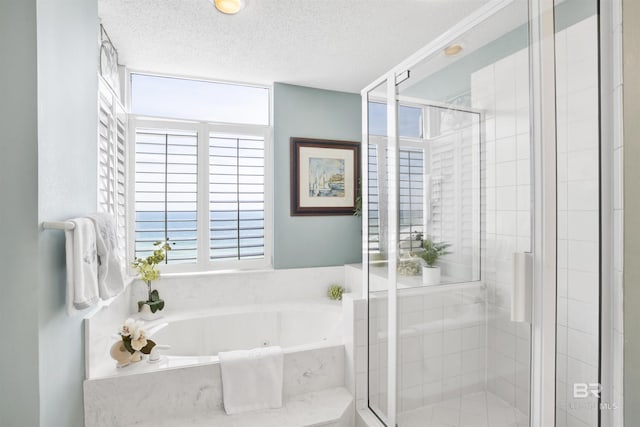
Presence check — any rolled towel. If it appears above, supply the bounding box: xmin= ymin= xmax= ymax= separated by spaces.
xmin=219 ymin=346 xmax=284 ymax=415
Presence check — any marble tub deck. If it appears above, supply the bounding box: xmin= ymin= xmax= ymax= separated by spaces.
xmin=134 ymin=387 xmax=353 ymax=427
xmin=84 ymin=345 xmax=346 ymax=427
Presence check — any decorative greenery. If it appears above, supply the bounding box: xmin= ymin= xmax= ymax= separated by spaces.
xmin=353 ymin=178 xmax=362 ymax=217
xmin=328 ymin=284 xmax=345 ymax=301
xmin=133 ymin=241 xmax=171 ymax=313
xmin=119 ymin=318 xmax=156 ymax=358
xmin=416 ymin=234 xmax=451 ymax=267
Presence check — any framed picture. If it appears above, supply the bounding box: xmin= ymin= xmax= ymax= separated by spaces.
xmin=290 ymin=137 xmax=360 ymax=216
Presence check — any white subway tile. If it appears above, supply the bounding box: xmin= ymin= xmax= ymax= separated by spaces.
xmin=567 ymin=210 xmax=599 ymax=242
xmin=496 ymin=138 xmax=517 ymax=163
xmin=496 ymin=185 xmax=517 ymax=211
xmin=495 ymin=162 xmax=517 ymax=187
xmin=567 ymin=150 xmax=599 ymax=182
xmin=567 ymin=270 xmax=598 ymax=304
xmin=567 ymin=180 xmax=599 ymax=211
xmin=443 ymin=329 xmax=462 ymax=354
xmin=567 ymin=240 xmax=599 ymax=273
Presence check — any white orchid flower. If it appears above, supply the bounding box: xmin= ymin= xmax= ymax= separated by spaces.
xmin=120 ymin=318 xmax=137 ymax=337
xmin=130 ymin=326 xmax=148 ymax=351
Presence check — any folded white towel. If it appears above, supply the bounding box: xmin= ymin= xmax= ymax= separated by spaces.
xmin=88 ymin=213 xmax=125 ymax=299
xmin=65 ymin=218 xmax=100 ymax=315
xmin=219 ymin=346 xmax=284 ymax=415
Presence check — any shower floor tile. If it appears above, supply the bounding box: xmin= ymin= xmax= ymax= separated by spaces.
xmin=397 ymin=391 xmax=528 ymax=427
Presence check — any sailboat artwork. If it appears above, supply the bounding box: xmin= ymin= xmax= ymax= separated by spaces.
xmin=308 ymin=157 xmax=345 ymax=198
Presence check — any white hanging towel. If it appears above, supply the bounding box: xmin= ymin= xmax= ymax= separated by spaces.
xmin=88 ymin=213 xmax=125 ymax=299
xmin=219 ymin=346 xmax=284 ymax=415
xmin=65 ymin=218 xmax=100 ymax=315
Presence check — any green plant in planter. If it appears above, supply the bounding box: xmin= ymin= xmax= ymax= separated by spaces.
xmin=328 ymin=284 xmax=345 ymax=301
xmin=416 ymin=235 xmax=451 ymax=267
xmin=132 ymin=241 xmax=171 ymax=314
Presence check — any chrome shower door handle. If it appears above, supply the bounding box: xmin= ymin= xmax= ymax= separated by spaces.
xmin=512 ymin=252 xmax=533 ymax=323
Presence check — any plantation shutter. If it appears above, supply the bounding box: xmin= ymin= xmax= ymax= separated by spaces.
xmin=399 ymin=147 xmax=424 ymax=252
xmin=98 ymin=80 xmax=127 ymax=258
xmin=134 ymin=129 xmax=199 ymax=264
xmin=209 ymin=134 xmax=265 ymax=260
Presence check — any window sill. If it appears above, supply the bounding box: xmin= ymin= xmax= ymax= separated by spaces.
xmin=156 ymin=265 xmax=275 ymax=280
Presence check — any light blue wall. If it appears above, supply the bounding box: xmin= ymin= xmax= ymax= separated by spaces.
xmin=273 ymin=83 xmax=362 ymax=269
xmin=36 ymin=0 xmax=99 ymax=426
xmin=0 ymin=0 xmax=41 ymax=425
xmin=0 ymin=0 xmax=98 ymax=425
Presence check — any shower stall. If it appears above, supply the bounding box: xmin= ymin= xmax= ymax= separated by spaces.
xmin=361 ymin=0 xmax=606 ymax=426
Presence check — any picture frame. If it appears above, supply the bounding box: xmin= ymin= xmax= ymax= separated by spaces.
xmin=290 ymin=137 xmax=360 ymax=216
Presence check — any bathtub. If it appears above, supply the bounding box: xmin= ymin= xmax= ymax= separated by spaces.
xmin=84 ymin=301 xmax=348 ymax=426
xmin=151 ymin=302 xmax=344 ymax=359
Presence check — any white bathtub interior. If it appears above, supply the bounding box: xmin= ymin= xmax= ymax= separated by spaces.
xmin=150 ymin=304 xmax=343 ymax=357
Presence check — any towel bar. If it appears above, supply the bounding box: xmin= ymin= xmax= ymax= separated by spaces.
xmin=42 ymin=221 xmax=75 ymax=231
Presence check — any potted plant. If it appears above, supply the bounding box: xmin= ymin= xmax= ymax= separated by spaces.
xmin=328 ymin=284 xmax=346 ymax=301
xmin=132 ymin=240 xmax=171 ymax=320
xmin=416 ymin=235 xmax=451 ymax=286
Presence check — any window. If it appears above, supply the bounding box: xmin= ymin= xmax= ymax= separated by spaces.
xmin=98 ymin=78 xmax=127 ymax=257
xmin=367 ymin=101 xmax=426 ymax=255
xmin=134 ymin=128 xmax=198 ymax=264
xmin=209 ymin=134 xmax=265 ymax=260
xmin=367 ymin=101 xmax=481 ymax=282
xmin=130 ymin=73 xmax=269 ymax=125
xmin=130 ymin=73 xmax=271 ymax=271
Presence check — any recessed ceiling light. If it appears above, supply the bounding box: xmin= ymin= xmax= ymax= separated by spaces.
xmin=444 ymin=44 xmax=463 ymax=56
xmin=214 ymin=0 xmax=245 ymax=15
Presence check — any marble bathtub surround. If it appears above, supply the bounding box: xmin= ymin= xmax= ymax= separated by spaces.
xmin=83 ymin=265 xmax=360 ymax=426
xmin=84 ymin=345 xmax=346 ymax=426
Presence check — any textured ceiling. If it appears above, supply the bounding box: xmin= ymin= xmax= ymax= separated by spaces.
xmin=99 ymin=0 xmax=492 ymax=93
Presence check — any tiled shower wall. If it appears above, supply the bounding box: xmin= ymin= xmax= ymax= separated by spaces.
xmin=472 ymin=14 xmax=601 ymax=425
xmin=368 ymin=284 xmax=487 ymax=416
xmin=472 ymin=45 xmax=532 ymax=415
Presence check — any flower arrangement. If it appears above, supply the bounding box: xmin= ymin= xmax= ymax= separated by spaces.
xmin=132 ymin=240 xmax=171 ymax=314
xmin=397 ymin=258 xmax=421 ymax=276
xmin=328 ymin=284 xmax=345 ymax=301
xmin=117 ymin=318 xmax=156 ymax=363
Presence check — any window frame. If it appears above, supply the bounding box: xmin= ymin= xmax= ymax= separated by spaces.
xmin=127 ymin=115 xmax=273 ymax=274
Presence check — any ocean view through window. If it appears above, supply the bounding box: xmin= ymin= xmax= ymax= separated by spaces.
xmin=130 ymin=73 xmax=271 ymax=271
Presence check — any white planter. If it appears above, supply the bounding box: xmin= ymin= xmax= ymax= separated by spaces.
xmin=422 ymin=266 xmax=441 ymax=286
xmin=139 ymin=303 xmax=163 ymax=321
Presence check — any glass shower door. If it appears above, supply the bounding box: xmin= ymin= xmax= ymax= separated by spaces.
xmin=393 ymin=1 xmax=533 ymax=423
xmin=365 ymin=1 xmax=537 ymax=426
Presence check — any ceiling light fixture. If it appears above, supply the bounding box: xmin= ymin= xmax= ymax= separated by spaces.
xmin=214 ymin=0 xmax=245 ymax=14
xmin=444 ymin=44 xmax=463 ymax=56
